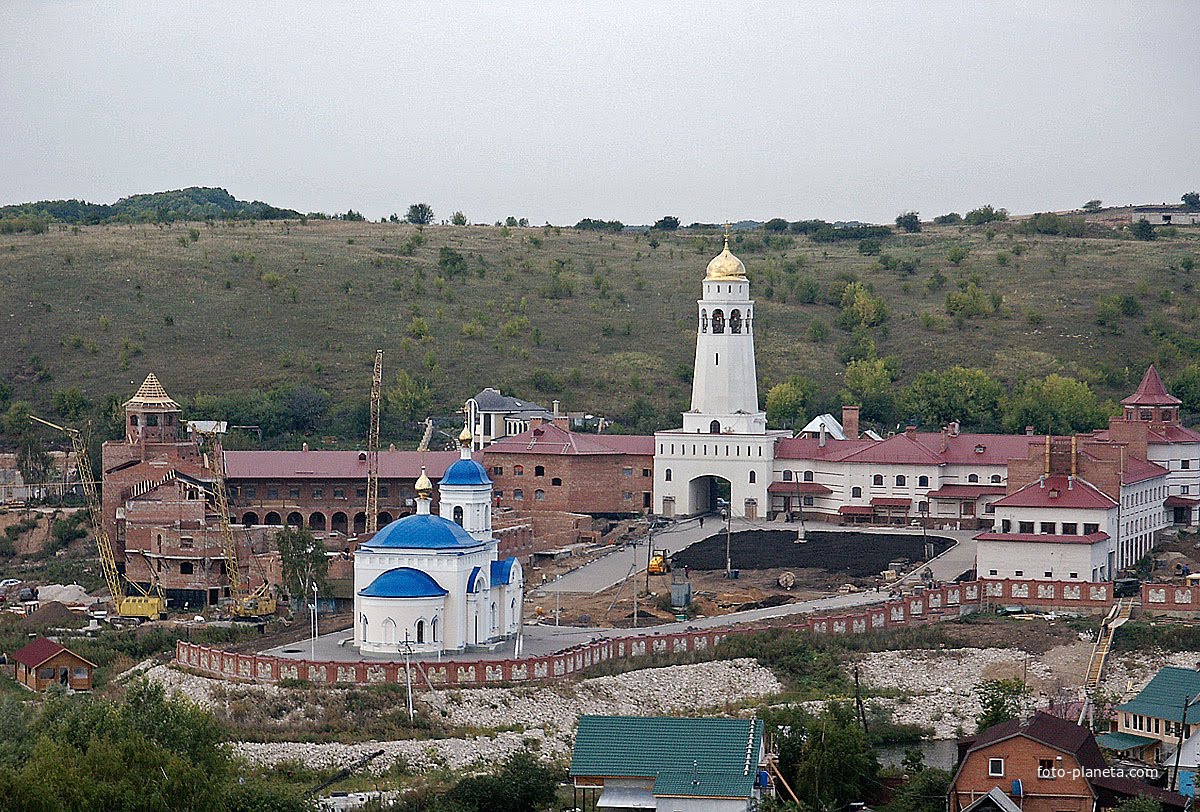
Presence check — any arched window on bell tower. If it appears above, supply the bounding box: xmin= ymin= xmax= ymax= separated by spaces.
xmin=730 ymin=309 xmax=742 ymax=334
xmin=700 ymin=309 xmax=708 ymax=333
xmin=709 ymin=420 xmax=721 ymax=434
xmin=712 ymin=310 xmax=725 ymax=334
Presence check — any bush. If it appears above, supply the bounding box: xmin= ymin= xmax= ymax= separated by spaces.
xmin=933 ymin=212 xmax=962 ymax=225
xmin=1131 ymin=220 xmax=1156 ymax=241
xmin=946 ymin=245 xmax=969 ymax=265
xmin=895 ymin=212 xmax=921 ymax=232
xmin=964 ymin=205 xmax=1008 ymax=225
xmin=858 ymin=239 xmax=882 ymax=256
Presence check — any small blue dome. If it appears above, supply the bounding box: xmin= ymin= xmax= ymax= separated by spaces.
xmin=439 ymin=457 xmax=491 ymax=486
xmin=359 ymin=567 xmax=448 ymax=598
xmin=364 ymin=513 xmax=481 ymax=550
xmin=491 ymin=558 xmax=518 ymax=585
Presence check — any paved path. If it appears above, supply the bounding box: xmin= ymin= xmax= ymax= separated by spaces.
xmin=259 ymin=522 xmax=979 ymax=664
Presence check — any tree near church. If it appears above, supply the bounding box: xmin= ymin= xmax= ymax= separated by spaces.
xmin=766 ymin=377 xmax=817 ymax=428
xmin=450 ymin=210 xmax=468 ymax=225
xmin=841 ymin=358 xmax=898 ymax=426
xmin=975 ymin=678 xmax=1030 ymax=730
xmin=386 ymin=369 xmax=433 ymax=424
xmin=274 ymin=525 xmax=329 ymax=601
xmin=405 ymin=203 xmax=434 ymax=225
xmin=1183 ymin=192 xmax=1200 ymax=210
xmin=1001 ymin=374 xmax=1112 ymax=435
xmin=905 ymin=366 xmax=1002 ymax=430
xmin=1130 ymin=219 xmax=1155 ymax=241
xmin=776 ymin=703 xmax=879 ymax=812
xmin=895 ymin=211 xmax=921 ymax=232
xmin=653 ymin=215 xmax=680 ymax=231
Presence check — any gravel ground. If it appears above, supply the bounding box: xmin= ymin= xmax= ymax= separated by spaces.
xmin=143 ymin=658 xmax=780 ymax=774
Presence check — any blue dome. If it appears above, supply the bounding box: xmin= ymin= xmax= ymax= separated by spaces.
xmin=359 ymin=567 xmax=448 ymax=598
xmin=439 ymin=457 xmax=491 ymax=486
xmin=364 ymin=513 xmax=482 ymax=550
xmin=491 ymin=558 xmax=518 ymax=585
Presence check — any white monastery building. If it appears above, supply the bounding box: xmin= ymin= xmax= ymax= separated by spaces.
xmin=353 ymin=428 xmax=522 ymax=655
xmin=653 ymin=238 xmax=1186 ymax=580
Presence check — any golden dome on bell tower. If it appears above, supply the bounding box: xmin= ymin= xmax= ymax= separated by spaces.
xmin=704 ymin=225 xmax=747 ymax=281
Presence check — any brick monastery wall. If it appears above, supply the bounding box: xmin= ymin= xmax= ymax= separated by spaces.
xmin=176 ymin=577 xmax=1187 ymax=687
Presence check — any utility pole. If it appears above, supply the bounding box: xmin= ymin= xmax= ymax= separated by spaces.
xmin=645 ymin=522 xmax=654 ymax=591
xmin=397 ymin=632 xmax=415 ymax=721
xmin=723 ymin=501 xmax=733 ymax=579
xmin=632 ymin=539 xmax=639 ymax=629
xmin=1174 ymin=692 xmax=1196 ymax=791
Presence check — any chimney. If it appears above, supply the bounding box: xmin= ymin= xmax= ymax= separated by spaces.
xmin=529 ymin=416 xmax=544 ymax=430
xmin=842 ymin=405 xmax=860 ymax=440
xmin=551 ymin=401 xmax=569 ymax=430
xmin=1068 ymin=475 xmax=1074 ymax=490
xmin=941 ymin=426 xmax=949 ymax=453
xmin=552 ymin=400 xmax=560 ymax=416
xmin=949 ymin=421 xmax=960 ymax=437
xmin=905 ymin=425 xmax=916 ymax=436
xmin=302 ymin=442 xmax=309 ymax=452
xmin=1039 ymin=475 xmax=1046 ymax=488
xmin=819 ymin=423 xmax=827 ymax=448
xmin=1025 ymin=426 xmax=1035 ymax=436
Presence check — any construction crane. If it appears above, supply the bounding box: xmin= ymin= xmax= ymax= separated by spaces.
xmin=29 ymin=415 xmax=166 ymax=619
xmin=199 ymin=432 xmax=277 ymax=618
xmin=366 ymin=349 xmax=383 ymax=534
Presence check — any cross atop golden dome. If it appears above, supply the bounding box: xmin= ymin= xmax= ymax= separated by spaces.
xmin=415 ymin=466 xmax=433 ymax=498
xmin=458 ymin=424 xmax=473 ymax=445
xmin=705 ymin=223 xmax=747 ymax=280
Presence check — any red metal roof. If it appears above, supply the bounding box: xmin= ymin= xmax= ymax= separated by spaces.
xmin=927 ymin=484 xmax=1007 ymax=500
xmin=992 ymin=475 xmax=1117 ymax=510
xmin=1115 ymin=454 xmax=1170 ymax=484
xmin=1166 ymin=495 xmax=1200 ymax=507
xmin=775 ymin=431 xmax=1037 ymax=467
xmin=975 ymin=531 xmax=1110 ymax=545
xmin=13 ymin=637 xmax=94 ymax=669
xmin=486 ymin=423 xmax=654 ymax=456
xmin=870 ymin=497 xmax=912 ymax=507
xmin=1121 ymin=365 xmax=1181 ymax=407
xmin=838 ymin=505 xmax=874 ymax=515
xmin=223 ymin=449 xmax=464 ymax=480
xmin=767 ymin=481 xmax=832 ymax=494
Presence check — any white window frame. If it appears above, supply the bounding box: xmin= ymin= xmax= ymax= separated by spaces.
xmin=988 ymin=758 xmax=1005 ymax=777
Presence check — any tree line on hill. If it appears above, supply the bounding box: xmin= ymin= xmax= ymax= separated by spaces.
xmin=0 ymin=187 xmax=300 ymax=232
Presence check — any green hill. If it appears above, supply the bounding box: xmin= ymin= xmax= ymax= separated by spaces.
xmin=1 ymin=214 xmax=1198 ymax=447
xmin=0 ymin=187 xmax=299 ymax=230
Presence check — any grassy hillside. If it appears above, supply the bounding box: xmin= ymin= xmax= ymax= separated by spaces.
xmin=1 ymin=217 xmax=1198 ymax=441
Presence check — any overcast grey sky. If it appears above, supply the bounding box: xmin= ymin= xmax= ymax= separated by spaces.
xmin=2 ymin=1 xmax=1196 ymax=225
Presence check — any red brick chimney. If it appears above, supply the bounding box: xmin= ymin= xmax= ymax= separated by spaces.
xmin=552 ymin=400 xmax=569 ymax=431
xmin=842 ymin=405 xmax=860 ymax=440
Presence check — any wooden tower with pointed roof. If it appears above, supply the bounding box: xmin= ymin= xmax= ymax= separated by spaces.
xmin=124 ymin=372 xmax=183 ymax=445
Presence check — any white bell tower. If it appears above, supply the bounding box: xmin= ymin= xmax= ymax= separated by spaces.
xmin=682 ymin=232 xmax=767 ymax=435
xmin=653 ymin=229 xmax=786 ymax=518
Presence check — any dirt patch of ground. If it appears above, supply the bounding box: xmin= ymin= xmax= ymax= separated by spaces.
xmin=674 ymin=530 xmax=953 ymax=579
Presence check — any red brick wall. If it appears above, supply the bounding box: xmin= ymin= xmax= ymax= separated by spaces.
xmin=486 ymin=452 xmax=653 ymax=514
xmin=952 ymin=739 xmax=1093 ymax=812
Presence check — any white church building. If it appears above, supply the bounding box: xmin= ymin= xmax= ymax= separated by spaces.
xmin=653 ymin=235 xmax=789 ymax=519
xmin=353 ymin=428 xmax=523 ymax=655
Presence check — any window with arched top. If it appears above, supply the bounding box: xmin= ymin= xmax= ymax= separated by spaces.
xmin=968 ymin=474 xmax=980 ymax=483
xmin=990 ymin=474 xmax=1002 ymax=484
xmin=896 ymin=475 xmax=906 ymax=487
xmin=918 ymin=475 xmax=929 ymax=487
xmin=701 ymin=309 xmax=708 ymax=333
xmin=453 ymin=505 xmax=464 ymax=525
xmin=665 ymin=469 xmax=672 ymax=482
xmin=416 ymin=619 xmax=425 ymax=644
xmin=803 ymin=471 xmax=814 ymax=482
xmin=872 ymin=474 xmax=883 ymax=486
xmin=783 ymin=470 xmax=793 ymax=481
xmin=749 ymin=471 xmax=756 ymax=484
xmin=431 ymin=617 xmax=439 ymax=642
xmin=852 ymin=486 xmax=863 ymax=498
xmin=513 ymin=465 xmax=523 ymax=476
xmin=709 ymin=420 xmax=721 ymax=434
xmin=534 ymin=465 xmax=545 ymax=477
xmin=730 ymin=309 xmax=742 ymax=334
xmin=712 ymin=309 xmax=725 ymax=334
xmin=535 ymin=489 xmax=545 ymax=501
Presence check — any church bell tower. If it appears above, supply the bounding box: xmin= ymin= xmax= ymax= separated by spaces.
xmin=682 ymin=231 xmax=767 ymax=435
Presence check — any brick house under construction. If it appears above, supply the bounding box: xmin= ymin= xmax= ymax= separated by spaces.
xmin=101 ymin=374 xmax=532 ymax=608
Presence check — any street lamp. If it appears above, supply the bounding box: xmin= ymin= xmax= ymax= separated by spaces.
xmin=310 ymin=582 xmax=319 ymax=660
xmin=717 ymin=498 xmax=732 ymax=579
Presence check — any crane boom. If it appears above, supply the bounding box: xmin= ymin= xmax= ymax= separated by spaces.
xmin=29 ymin=414 xmax=164 ymax=619
xmin=366 ymin=349 xmax=383 ymax=533
xmin=200 ymin=431 xmax=276 ymax=618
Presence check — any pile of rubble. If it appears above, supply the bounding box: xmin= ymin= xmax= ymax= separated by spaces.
xmin=217 ymin=658 xmax=779 ymax=773
xmin=426 ymin=658 xmax=780 ymax=732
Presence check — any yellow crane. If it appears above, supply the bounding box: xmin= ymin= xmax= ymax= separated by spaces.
xmin=29 ymin=415 xmax=166 ymax=619
xmin=199 ymin=432 xmax=277 ymax=618
xmin=366 ymin=349 xmax=383 ymax=534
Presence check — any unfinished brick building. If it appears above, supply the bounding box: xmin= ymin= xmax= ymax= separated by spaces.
xmin=485 ymin=421 xmax=654 ymax=515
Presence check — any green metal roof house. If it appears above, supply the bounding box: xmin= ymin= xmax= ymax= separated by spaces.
xmin=569 ymin=715 xmax=769 ymax=812
xmin=1104 ymin=666 xmax=1200 ymax=765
